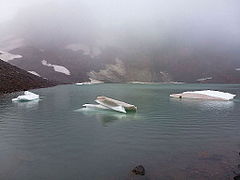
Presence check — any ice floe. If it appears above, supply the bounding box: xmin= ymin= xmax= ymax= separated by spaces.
xmin=170 ymin=90 xmax=236 ymax=101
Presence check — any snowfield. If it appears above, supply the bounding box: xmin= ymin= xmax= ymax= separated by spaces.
xmin=41 ymin=60 xmax=71 ymax=75
xmin=0 ymin=50 xmax=23 ymax=62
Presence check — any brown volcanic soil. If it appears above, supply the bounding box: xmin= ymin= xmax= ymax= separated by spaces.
xmin=0 ymin=59 xmax=56 ymax=94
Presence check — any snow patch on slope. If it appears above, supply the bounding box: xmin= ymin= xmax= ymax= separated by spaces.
xmin=65 ymin=43 xmax=101 ymax=58
xmin=41 ymin=60 xmax=71 ymax=75
xmin=236 ymin=68 xmax=240 ymax=71
xmin=0 ymin=50 xmax=23 ymax=62
xmin=28 ymin=71 xmax=41 ymax=77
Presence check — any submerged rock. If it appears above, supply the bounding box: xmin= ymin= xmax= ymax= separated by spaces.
xmin=132 ymin=165 xmax=145 ymax=176
xmin=234 ymin=175 xmax=240 ymax=180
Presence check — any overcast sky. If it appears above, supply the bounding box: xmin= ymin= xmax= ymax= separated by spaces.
xmin=1 ymin=0 xmax=239 ymax=23
xmin=1 ymin=0 xmax=240 ymax=47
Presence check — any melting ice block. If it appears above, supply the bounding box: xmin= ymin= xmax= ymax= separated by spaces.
xmin=170 ymin=90 xmax=236 ymax=101
xmin=12 ymin=91 xmax=40 ymax=102
xmin=82 ymin=96 xmax=137 ymax=113
xmin=96 ymin=96 xmax=137 ymax=112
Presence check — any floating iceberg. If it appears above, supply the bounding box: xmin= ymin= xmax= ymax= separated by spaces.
xmin=82 ymin=96 xmax=137 ymax=113
xmin=170 ymin=90 xmax=236 ymax=101
xmin=12 ymin=91 xmax=40 ymax=102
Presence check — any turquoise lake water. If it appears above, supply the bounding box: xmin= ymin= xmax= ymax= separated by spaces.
xmin=0 ymin=84 xmax=240 ymax=180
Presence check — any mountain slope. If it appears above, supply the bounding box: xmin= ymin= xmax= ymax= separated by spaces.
xmin=0 ymin=59 xmax=56 ymax=94
xmin=0 ymin=1 xmax=240 ymax=84
xmin=6 ymin=44 xmax=240 ymax=84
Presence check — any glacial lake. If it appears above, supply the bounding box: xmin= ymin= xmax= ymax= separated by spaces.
xmin=0 ymin=83 xmax=240 ymax=180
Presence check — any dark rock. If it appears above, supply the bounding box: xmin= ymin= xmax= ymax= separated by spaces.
xmin=132 ymin=165 xmax=145 ymax=176
xmin=0 ymin=59 xmax=56 ymax=94
xmin=234 ymin=175 xmax=240 ymax=180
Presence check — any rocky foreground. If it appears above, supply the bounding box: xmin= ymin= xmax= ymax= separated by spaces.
xmin=0 ymin=59 xmax=56 ymax=94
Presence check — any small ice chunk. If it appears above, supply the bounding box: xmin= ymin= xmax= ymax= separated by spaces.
xmin=12 ymin=91 xmax=39 ymax=102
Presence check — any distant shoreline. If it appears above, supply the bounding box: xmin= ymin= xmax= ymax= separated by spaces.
xmin=128 ymin=81 xmax=185 ymax=85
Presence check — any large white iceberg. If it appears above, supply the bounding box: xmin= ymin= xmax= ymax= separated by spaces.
xmin=170 ymin=90 xmax=236 ymax=101
xmin=12 ymin=91 xmax=40 ymax=102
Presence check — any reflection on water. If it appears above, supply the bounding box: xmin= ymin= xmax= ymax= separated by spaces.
xmin=74 ymin=107 xmax=138 ymax=126
xmin=170 ymin=98 xmax=234 ymax=110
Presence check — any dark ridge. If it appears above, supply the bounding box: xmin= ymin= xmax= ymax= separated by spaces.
xmin=0 ymin=59 xmax=56 ymax=94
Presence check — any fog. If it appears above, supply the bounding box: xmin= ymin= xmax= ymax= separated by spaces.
xmin=0 ymin=0 xmax=239 ymax=83
xmin=0 ymin=0 xmax=239 ymax=61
